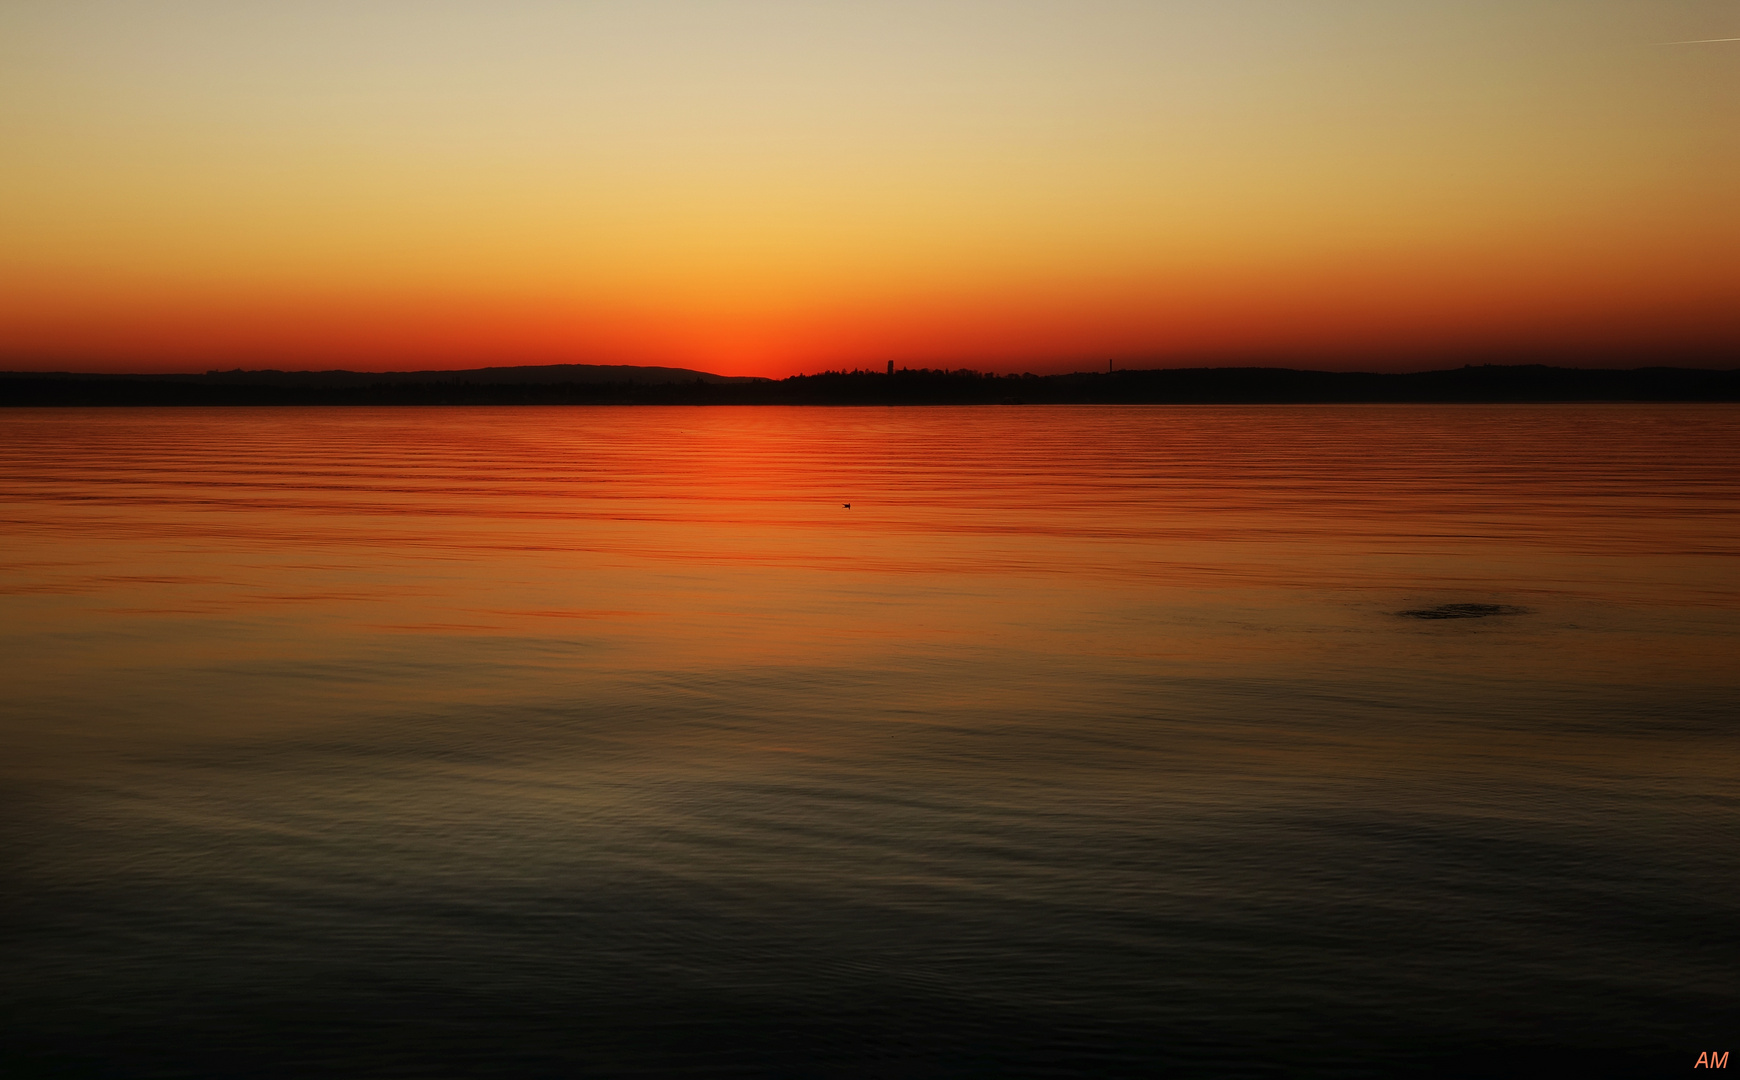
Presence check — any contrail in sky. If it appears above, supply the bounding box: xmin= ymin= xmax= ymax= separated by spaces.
xmin=1661 ymin=36 xmax=1740 ymax=43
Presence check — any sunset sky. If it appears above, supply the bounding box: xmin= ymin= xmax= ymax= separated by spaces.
xmin=2 ymin=0 xmax=1735 ymax=377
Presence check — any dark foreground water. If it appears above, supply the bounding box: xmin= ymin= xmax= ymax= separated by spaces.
xmin=1 ymin=405 xmax=1735 ymax=1078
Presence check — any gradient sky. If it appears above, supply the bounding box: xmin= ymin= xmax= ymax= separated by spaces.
xmin=2 ymin=0 xmax=1736 ymax=376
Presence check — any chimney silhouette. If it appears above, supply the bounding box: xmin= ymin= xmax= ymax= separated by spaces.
xmin=887 ymin=360 xmax=894 ymax=376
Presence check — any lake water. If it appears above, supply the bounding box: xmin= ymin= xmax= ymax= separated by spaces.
xmin=1 ymin=405 xmax=1735 ymax=1078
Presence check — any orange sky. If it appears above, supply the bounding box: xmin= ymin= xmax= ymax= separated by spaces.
xmin=2 ymin=1 xmax=1736 ymax=376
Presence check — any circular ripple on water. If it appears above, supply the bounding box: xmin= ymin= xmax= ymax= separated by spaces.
xmin=1398 ymin=603 xmax=1531 ymax=620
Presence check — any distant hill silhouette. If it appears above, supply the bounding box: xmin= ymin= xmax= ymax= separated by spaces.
xmin=1 ymin=363 xmax=1736 ymax=406
xmin=0 ymin=362 xmax=763 ymax=387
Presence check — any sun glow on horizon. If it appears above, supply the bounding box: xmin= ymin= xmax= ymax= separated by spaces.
xmin=2 ymin=1 xmax=1735 ymax=377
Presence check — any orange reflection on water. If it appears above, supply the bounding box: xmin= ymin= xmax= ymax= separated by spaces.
xmin=1 ymin=404 xmax=1737 ymax=1075
xmin=2 ymin=404 xmax=1736 ymax=736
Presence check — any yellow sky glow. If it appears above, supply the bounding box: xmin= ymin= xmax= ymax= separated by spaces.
xmin=1 ymin=0 xmax=1735 ymax=374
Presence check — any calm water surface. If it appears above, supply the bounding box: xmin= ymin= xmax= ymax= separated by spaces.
xmin=1 ymin=405 xmax=1736 ymax=1077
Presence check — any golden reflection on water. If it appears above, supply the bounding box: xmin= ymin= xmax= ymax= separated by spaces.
xmin=4 ymin=404 xmax=1735 ymax=720
xmin=0 ymin=405 xmax=1736 ymax=1074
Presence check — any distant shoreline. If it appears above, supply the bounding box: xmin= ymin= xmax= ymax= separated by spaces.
xmin=2 ymin=364 xmax=1737 ymax=406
